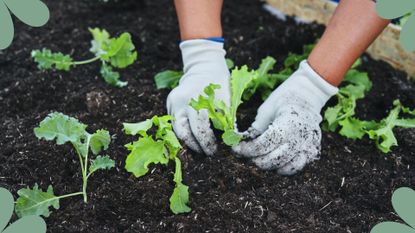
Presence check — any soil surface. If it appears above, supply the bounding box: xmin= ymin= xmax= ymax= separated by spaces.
xmin=1 ymin=0 xmax=415 ymax=232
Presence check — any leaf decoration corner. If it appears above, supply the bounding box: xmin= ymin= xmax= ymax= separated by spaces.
xmin=376 ymin=0 xmax=415 ymax=51
xmin=0 ymin=187 xmax=47 ymax=233
xmin=370 ymin=187 xmax=415 ymax=233
xmin=0 ymin=0 xmax=50 ymax=49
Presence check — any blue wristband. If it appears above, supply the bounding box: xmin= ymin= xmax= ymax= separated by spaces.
xmin=205 ymin=37 xmax=225 ymax=43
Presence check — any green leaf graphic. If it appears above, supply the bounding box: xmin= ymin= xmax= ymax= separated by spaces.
xmin=3 ymin=0 xmax=49 ymax=27
xmin=0 ymin=0 xmax=49 ymax=49
xmin=376 ymin=0 xmax=415 ymax=51
xmin=0 ymin=2 xmax=14 ymax=49
xmin=0 ymin=187 xmax=47 ymax=233
xmin=370 ymin=187 xmax=415 ymax=233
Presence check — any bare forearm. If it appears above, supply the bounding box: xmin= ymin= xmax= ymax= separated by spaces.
xmin=308 ymin=0 xmax=390 ymax=86
xmin=174 ymin=0 xmax=223 ymax=40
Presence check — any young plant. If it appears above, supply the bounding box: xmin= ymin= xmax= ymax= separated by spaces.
xmin=322 ymin=59 xmax=375 ymax=139
xmin=190 ymin=66 xmax=258 ymax=146
xmin=32 ymin=28 xmax=137 ymax=87
xmin=243 ymin=44 xmax=315 ymax=101
xmin=323 ymin=60 xmax=415 ymax=153
xmin=15 ymin=112 xmax=115 ymax=218
xmin=123 ymin=115 xmax=191 ymax=214
xmin=154 ymin=58 xmax=234 ymax=90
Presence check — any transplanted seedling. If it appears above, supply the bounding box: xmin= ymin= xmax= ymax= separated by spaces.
xmin=190 ymin=66 xmax=258 ymax=146
xmin=323 ymin=59 xmax=415 ymax=153
xmin=32 ymin=28 xmax=137 ymax=87
xmin=123 ymin=115 xmax=191 ymax=214
xmin=14 ymin=112 xmax=115 ymax=218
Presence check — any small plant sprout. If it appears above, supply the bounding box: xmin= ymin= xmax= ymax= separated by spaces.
xmin=190 ymin=66 xmax=258 ymax=146
xmin=323 ymin=60 xmax=415 ymax=153
xmin=15 ymin=112 xmax=115 ymax=218
xmin=123 ymin=115 xmax=191 ymax=214
xmin=32 ymin=28 xmax=137 ymax=87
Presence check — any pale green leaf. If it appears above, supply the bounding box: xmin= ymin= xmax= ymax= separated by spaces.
xmin=34 ymin=112 xmax=86 ymax=145
xmin=89 ymin=129 xmax=111 ymax=155
xmin=15 ymin=184 xmax=59 ymax=218
xmin=89 ymin=155 xmax=115 ymax=174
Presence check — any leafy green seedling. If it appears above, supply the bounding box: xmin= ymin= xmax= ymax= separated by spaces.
xmin=15 ymin=112 xmax=115 ymax=218
xmin=371 ymin=187 xmax=415 ymax=233
xmin=323 ymin=59 xmax=375 ymax=139
xmin=0 ymin=187 xmax=46 ymax=233
xmin=367 ymin=100 xmax=415 ymax=153
xmin=323 ymin=60 xmax=415 ymax=153
xmin=123 ymin=115 xmax=191 ymax=214
xmin=190 ymin=66 xmax=258 ymax=146
xmin=32 ymin=28 xmax=137 ymax=87
xmin=154 ymin=58 xmax=234 ymax=90
xmin=243 ymin=44 xmax=315 ymax=101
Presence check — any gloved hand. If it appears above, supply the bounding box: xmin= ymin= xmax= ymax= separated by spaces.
xmin=167 ymin=39 xmax=231 ymax=155
xmin=233 ymin=61 xmax=338 ymax=175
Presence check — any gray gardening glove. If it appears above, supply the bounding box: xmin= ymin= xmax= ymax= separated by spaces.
xmin=167 ymin=39 xmax=231 ymax=155
xmin=233 ymin=61 xmax=338 ymax=175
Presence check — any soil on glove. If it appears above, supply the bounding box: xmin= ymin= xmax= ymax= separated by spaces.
xmin=1 ymin=0 xmax=415 ymax=232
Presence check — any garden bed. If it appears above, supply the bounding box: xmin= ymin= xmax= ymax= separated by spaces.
xmin=0 ymin=0 xmax=415 ymax=232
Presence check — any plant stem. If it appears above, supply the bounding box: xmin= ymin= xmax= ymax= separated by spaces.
xmin=57 ymin=192 xmax=84 ymax=200
xmin=72 ymin=56 xmax=100 ymax=66
xmin=81 ymin=135 xmax=92 ymax=203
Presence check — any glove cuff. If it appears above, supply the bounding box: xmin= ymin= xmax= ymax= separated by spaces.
xmin=179 ymin=39 xmax=228 ymax=78
xmin=290 ymin=60 xmax=338 ymax=112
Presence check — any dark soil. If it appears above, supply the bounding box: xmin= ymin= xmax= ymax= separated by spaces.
xmin=1 ymin=0 xmax=415 ymax=232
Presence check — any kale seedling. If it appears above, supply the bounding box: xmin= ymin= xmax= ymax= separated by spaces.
xmin=32 ymin=28 xmax=137 ymax=87
xmin=123 ymin=115 xmax=191 ymax=214
xmin=15 ymin=112 xmax=115 ymax=218
xmin=190 ymin=66 xmax=258 ymax=146
xmin=154 ymin=58 xmax=234 ymax=90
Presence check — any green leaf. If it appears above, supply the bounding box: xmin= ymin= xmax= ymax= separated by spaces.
xmin=90 ymin=129 xmax=111 ymax=155
xmin=100 ymin=63 xmax=128 ymax=87
xmin=344 ymin=69 xmax=372 ymax=91
xmin=243 ymin=56 xmax=277 ymax=101
xmin=34 ymin=112 xmax=86 ymax=145
xmin=339 ymin=118 xmax=377 ymax=140
xmin=31 ymin=49 xmax=73 ymax=71
xmin=89 ymin=28 xmax=137 ymax=68
xmin=15 ymin=184 xmax=59 ymax=218
xmin=154 ymin=70 xmax=183 ymax=89
xmin=89 ymin=155 xmax=115 ymax=174
xmin=89 ymin=28 xmax=111 ymax=57
xmin=104 ymin=33 xmax=137 ymax=68
xmin=324 ymin=105 xmax=342 ymax=132
xmin=190 ymin=84 xmax=230 ymax=131
xmin=226 ymin=58 xmax=234 ymax=70
xmin=123 ymin=119 xmax=153 ymax=137
xmin=169 ymin=158 xmax=191 ymax=214
xmin=222 ymin=130 xmax=242 ymax=146
xmin=230 ymin=66 xmax=257 ymax=123
xmin=125 ymin=137 xmax=169 ymax=177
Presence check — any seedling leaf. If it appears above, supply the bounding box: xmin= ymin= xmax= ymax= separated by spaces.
xmin=170 ymin=158 xmax=191 ymax=214
xmin=100 ymin=63 xmax=128 ymax=87
xmin=31 ymin=49 xmax=73 ymax=71
xmin=89 ymin=155 xmax=115 ymax=174
xmin=34 ymin=112 xmax=86 ymax=145
xmin=15 ymin=184 xmax=59 ymax=218
xmin=90 ymin=129 xmax=111 ymax=155
xmin=154 ymin=70 xmax=183 ymax=89
xmin=125 ymin=137 xmax=168 ymax=177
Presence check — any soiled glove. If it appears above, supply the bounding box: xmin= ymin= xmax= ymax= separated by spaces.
xmin=167 ymin=39 xmax=230 ymax=155
xmin=233 ymin=61 xmax=338 ymax=175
